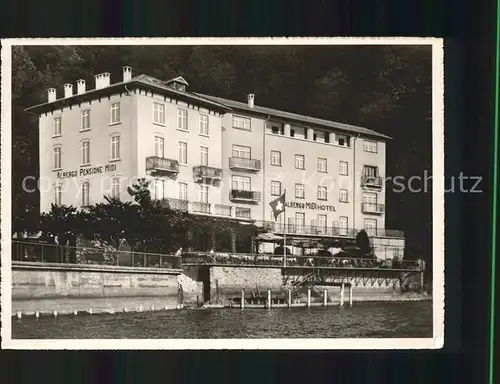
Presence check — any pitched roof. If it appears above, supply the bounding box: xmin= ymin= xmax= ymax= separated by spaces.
xmin=194 ymin=93 xmax=392 ymax=140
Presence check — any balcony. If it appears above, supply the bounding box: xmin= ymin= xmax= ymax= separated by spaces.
xmin=229 ymin=157 xmax=261 ymax=172
xmin=361 ymin=175 xmax=383 ymax=189
xmin=156 ymin=198 xmax=189 ymax=212
xmin=192 ymin=201 xmax=211 ymax=214
xmin=193 ymin=165 xmax=222 ymax=185
xmin=361 ymin=203 xmax=385 ymax=214
xmin=261 ymin=222 xmax=357 ymax=237
xmin=229 ymin=189 xmax=261 ymax=203
xmin=146 ymin=156 xmax=179 ymax=176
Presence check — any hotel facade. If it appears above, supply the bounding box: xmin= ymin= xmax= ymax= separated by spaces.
xmin=27 ymin=67 xmax=404 ymax=256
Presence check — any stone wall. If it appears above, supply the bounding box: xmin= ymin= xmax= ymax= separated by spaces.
xmin=11 ymin=262 xmax=202 ymax=313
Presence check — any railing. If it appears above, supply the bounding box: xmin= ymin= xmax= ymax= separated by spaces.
xmin=214 ymin=204 xmax=232 ymax=216
xmin=257 ymin=221 xmax=404 ymax=238
xmin=229 ymin=189 xmax=261 ymax=202
xmin=260 ymin=221 xmax=358 ymax=237
xmin=229 ymin=157 xmax=261 ymax=171
xmin=193 ymin=165 xmax=222 ymax=181
xmin=146 ymin=156 xmax=179 ymax=174
xmin=11 ymin=240 xmax=182 ymax=269
xmin=155 ymin=198 xmax=189 ymax=212
xmin=182 ymin=252 xmax=423 ymax=271
xmin=361 ymin=175 xmax=383 ymax=188
xmin=192 ymin=201 xmax=211 ymax=214
xmin=361 ymin=203 xmax=385 ymax=214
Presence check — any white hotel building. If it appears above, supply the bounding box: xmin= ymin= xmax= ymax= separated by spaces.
xmin=26 ymin=67 xmax=404 ymax=256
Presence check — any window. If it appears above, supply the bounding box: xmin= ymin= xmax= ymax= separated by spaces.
xmin=178 ymin=141 xmax=187 ymax=164
xmin=177 ymin=109 xmax=188 ymax=130
xmin=363 ymin=192 xmax=377 ymax=205
xmin=235 ymin=207 xmax=251 ymax=219
xmin=53 ymin=117 xmax=62 ymax=137
xmin=232 ymin=175 xmax=251 ymax=191
xmin=153 ymin=102 xmax=165 ymax=125
xmin=53 ymin=147 xmax=62 ymax=169
xmin=324 ymin=133 xmax=330 ymax=143
xmin=339 ymin=216 xmax=348 ymax=236
xmin=81 ymin=140 xmax=90 ymax=165
xmin=112 ymin=178 xmax=120 ymax=199
xmin=363 ymin=140 xmax=378 ymax=153
xmin=110 ymin=135 xmax=120 ymax=160
xmin=318 ymin=158 xmax=327 ymax=173
xmin=233 ymin=115 xmax=251 ymax=130
xmin=199 ymin=185 xmax=209 ymax=203
xmin=363 ymin=165 xmax=379 ymax=177
xmin=271 ymin=181 xmax=281 ymax=196
xmin=271 ymin=150 xmax=282 ymax=166
xmin=317 ymin=186 xmax=327 ymax=200
xmin=336 ymin=134 xmax=350 ymax=147
xmin=290 ymin=129 xmax=295 ymax=137
xmin=295 ymin=183 xmax=305 ymax=199
xmin=81 ymin=110 xmax=90 ymax=131
xmin=339 ymin=161 xmax=348 ymax=176
xmin=154 ymin=179 xmax=165 ymax=200
xmin=295 ymin=212 xmax=305 ymax=228
xmin=271 ymin=125 xmax=284 ymax=135
xmin=233 ymin=145 xmax=251 ymax=159
xmin=199 ymin=115 xmax=209 ymax=135
xmin=364 ymin=218 xmax=377 ymax=236
xmin=54 ymin=186 xmax=62 ymax=206
xmin=154 ymin=136 xmax=164 ymax=158
xmin=179 ymin=182 xmax=188 ymax=200
xmin=339 ymin=189 xmax=349 ymax=203
xmin=313 ymin=133 xmax=317 ymax=141
xmin=295 ymin=154 xmax=305 ymax=170
xmin=200 ymin=146 xmax=208 ymax=166
xmin=110 ymin=103 xmax=121 ymax=124
xmin=81 ymin=182 xmax=90 ymax=206
xmin=317 ymin=214 xmax=327 ymax=232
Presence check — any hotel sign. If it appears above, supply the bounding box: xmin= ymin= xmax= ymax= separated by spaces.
xmin=285 ymin=201 xmax=336 ymax=212
xmin=56 ymin=163 xmax=118 ymax=179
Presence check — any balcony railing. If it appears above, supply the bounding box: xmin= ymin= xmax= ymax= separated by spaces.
xmin=192 ymin=201 xmax=211 ymax=214
xmin=361 ymin=175 xmax=383 ymax=188
xmin=361 ymin=203 xmax=385 ymax=214
xmin=155 ymin=198 xmax=189 ymax=212
xmin=214 ymin=204 xmax=232 ymax=217
xmin=260 ymin=222 xmax=357 ymax=237
xmin=12 ymin=240 xmax=182 ymax=269
xmin=193 ymin=165 xmax=222 ymax=183
xmin=229 ymin=189 xmax=261 ymax=203
xmin=229 ymin=157 xmax=261 ymax=171
xmin=258 ymin=221 xmax=404 ymax=238
xmin=146 ymin=156 xmax=179 ymax=175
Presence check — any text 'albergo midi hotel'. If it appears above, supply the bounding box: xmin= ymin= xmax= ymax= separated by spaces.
xmin=26 ymin=67 xmax=404 ymax=248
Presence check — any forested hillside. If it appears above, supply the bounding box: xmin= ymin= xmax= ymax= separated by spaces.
xmin=11 ymin=45 xmax=433 ymax=259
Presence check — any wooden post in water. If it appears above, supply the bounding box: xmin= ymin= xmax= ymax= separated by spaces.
xmin=307 ymin=288 xmax=311 ymax=307
xmin=267 ymin=289 xmax=272 ymax=309
xmin=241 ymin=289 xmax=245 ymax=309
xmin=323 ymin=289 xmax=328 ymax=307
xmin=340 ymin=283 xmax=345 ymax=307
xmin=288 ymin=289 xmax=292 ymax=308
xmin=349 ymin=285 xmax=353 ymax=307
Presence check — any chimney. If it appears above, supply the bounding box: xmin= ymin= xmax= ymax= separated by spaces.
xmin=101 ymin=72 xmax=111 ymax=87
xmin=123 ymin=66 xmax=132 ymax=82
xmin=94 ymin=74 xmax=102 ymax=89
xmin=47 ymin=88 xmax=56 ymax=102
xmin=64 ymin=83 xmax=73 ymax=98
xmin=247 ymin=94 xmax=255 ymax=108
xmin=77 ymin=79 xmax=86 ymax=94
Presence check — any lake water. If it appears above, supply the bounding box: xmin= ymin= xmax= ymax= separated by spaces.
xmin=12 ymin=301 xmax=432 ymax=339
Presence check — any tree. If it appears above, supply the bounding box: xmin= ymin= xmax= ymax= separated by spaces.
xmin=355 ymin=230 xmax=372 ymax=257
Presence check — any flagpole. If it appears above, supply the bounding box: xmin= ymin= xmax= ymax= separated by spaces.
xmin=283 ymin=190 xmax=287 ymax=268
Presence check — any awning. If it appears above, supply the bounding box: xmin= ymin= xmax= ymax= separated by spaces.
xmin=255 ymin=232 xmax=284 ymax=242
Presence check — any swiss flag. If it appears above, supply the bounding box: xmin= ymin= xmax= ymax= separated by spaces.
xmin=269 ymin=192 xmax=286 ymax=220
